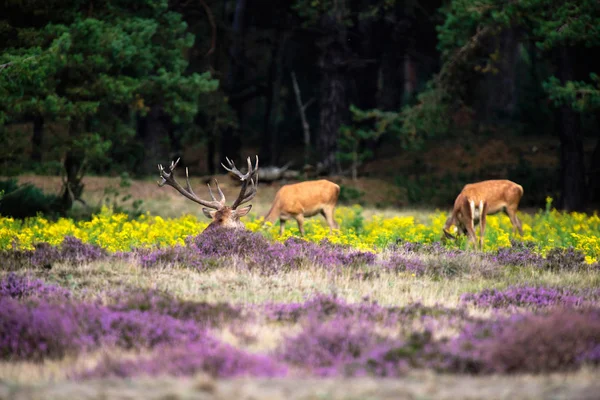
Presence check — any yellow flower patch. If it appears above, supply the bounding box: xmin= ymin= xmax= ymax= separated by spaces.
xmin=0 ymin=205 xmax=599 ymax=260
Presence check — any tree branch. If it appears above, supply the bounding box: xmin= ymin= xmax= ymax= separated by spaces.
xmin=0 ymin=56 xmax=37 ymax=73
xmin=198 ymin=0 xmax=217 ymax=58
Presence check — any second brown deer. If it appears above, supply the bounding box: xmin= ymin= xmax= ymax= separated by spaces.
xmin=157 ymin=156 xmax=259 ymax=231
xmin=264 ymin=179 xmax=340 ymax=236
xmin=443 ymin=179 xmax=524 ymax=249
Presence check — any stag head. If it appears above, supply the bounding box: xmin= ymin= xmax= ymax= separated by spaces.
xmin=157 ymin=156 xmax=259 ymax=230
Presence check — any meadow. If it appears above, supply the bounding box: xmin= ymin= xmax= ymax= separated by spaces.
xmin=1 ymin=182 xmax=600 ymax=399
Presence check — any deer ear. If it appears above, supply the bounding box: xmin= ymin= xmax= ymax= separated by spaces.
xmin=235 ymin=205 xmax=252 ymax=217
xmin=202 ymin=208 xmax=216 ymax=220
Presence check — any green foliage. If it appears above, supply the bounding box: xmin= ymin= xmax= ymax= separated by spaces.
xmin=406 ymin=0 xmax=600 ymax=139
xmin=98 ymin=173 xmax=145 ymax=219
xmin=338 ymin=100 xmax=446 ymax=179
xmin=508 ymin=157 xmax=560 ymax=207
xmin=338 ymin=185 xmax=365 ymax=205
xmin=395 ymin=174 xmax=465 ymax=207
xmin=0 ymin=179 xmax=60 ymax=219
xmin=292 ymin=0 xmax=352 ymax=27
xmin=543 ymin=74 xmax=600 ymax=112
xmin=0 ymin=0 xmax=219 ymax=201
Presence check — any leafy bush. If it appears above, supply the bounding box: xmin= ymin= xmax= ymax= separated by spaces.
xmin=338 ymin=184 xmax=365 ymax=205
xmin=0 ymin=179 xmax=60 ymax=218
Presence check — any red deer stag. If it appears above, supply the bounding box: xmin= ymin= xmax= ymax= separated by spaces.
xmin=443 ymin=179 xmax=524 ymax=249
xmin=157 ymin=156 xmax=258 ymax=231
xmin=264 ymin=180 xmax=340 ymax=236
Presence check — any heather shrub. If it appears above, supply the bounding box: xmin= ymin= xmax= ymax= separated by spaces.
xmin=136 ymin=228 xmax=376 ymax=273
xmin=0 ymin=297 xmax=88 ymax=360
xmin=60 ymin=236 xmax=108 ymax=264
xmin=443 ymin=308 xmax=600 ymax=374
xmin=543 ymin=247 xmax=586 ymax=271
xmin=365 ymin=331 xmax=434 ymax=375
xmin=263 ymin=294 xmax=388 ymax=323
xmin=487 ymin=246 xmax=545 ymax=268
xmin=107 ymin=289 xmax=242 ymax=326
xmin=419 ymin=252 xmax=500 ymax=279
xmin=277 ymin=313 xmax=398 ymax=376
xmin=0 ymin=272 xmax=70 ymax=300
xmin=460 ymin=286 xmax=589 ymax=309
xmin=78 ymin=341 xmax=286 ymax=379
xmin=0 ymin=237 xmax=106 ymax=270
xmin=381 ymin=252 xmax=426 ymax=276
xmin=263 ymin=294 xmax=468 ymax=327
xmin=0 ymin=297 xmax=207 ymax=361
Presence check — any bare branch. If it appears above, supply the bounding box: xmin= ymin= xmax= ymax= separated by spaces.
xmin=291 ymin=71 xmax=312 ymax=165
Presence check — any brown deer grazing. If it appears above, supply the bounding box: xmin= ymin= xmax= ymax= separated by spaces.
xmin=264 ymin=179 xmax=340 ymax=236
xmin=443 ymin=179 xmax=524 ymax=249
xmin=158 ymin=156 xmax=258 ymax=231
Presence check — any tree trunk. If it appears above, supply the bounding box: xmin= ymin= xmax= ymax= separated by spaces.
xmin=403 ymin=53 xmax=417 ymax=103
xmin=136 ymin=106 xmax=170 ymax=176
xmin=589 ymin=135 xmax=600 ymax=204
xmin=261 ymin=30 xmax=290 ymax=165
xmin=317 ymin=1 xmax=349 ymax=175
xmin=31 ymin=116 xmax=44 ymax=163
xmin=556 ymin=47 xmax=586 ymax=211
xmin=206 ymin=132 xmax=216 ymax=174
xmin=291 ymin=71 xmax=312 ymax=166
xmin=220 ymin=0 xmax=247 ymax=164
xmin=60 ymin=121 xmax=85 ymax=213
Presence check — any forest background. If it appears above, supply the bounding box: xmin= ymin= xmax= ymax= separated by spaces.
xmin=1 ymin=0 xmax=599 ymax=217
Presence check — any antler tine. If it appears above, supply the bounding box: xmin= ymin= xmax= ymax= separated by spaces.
xmin=185 ymin=168 xmax=197 ymax=197
xmin=206 ymin=179 xmax=226 ymax=206
xmin=241 ymin=177 xmax=258 ymax=203
xmin=225 ymin=155 xmax=258 ymax=209
xmin=157 ymin=158 xmax=223 ymax=210
xmin=222 ymin=156 xmax=258 ymax=181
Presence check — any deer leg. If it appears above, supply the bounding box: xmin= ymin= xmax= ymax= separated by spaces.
xmin=322 ymin=207 xmax=338 ymax=232
xmin=506 ymin=207 xmax=523 ymax=236
xmin=294 ymin=214 xmax=305 ymax=236
xmin=479 ymin=205 xmax=487 ymax=250
xmin=462 ymin=201 xmax=477 ymax=249
xmin=279 ymin=219 xmax=286 ymax=236
xmin=464 ymin=221 xmax=478 ymax=249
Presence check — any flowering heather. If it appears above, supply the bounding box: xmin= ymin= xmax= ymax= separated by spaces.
xmin=261 ymin=293 xmax=467 ymax=326
xmin=276 ymin=313 xmax=401 ymax=376
xmin=107 ymin=289 xmax=242 ymax=326
xmin=0 ymin=297 xmax=206 ymax=361
xmin=135 ymin=228 xmax=376 ymax=272
xmin=262 ymin=294 xmax=390 ymax=323
xmin=543 ymin=247 xmax=586 ymax=271
xmin=78 ymin=341 xmax=286 ymax=379
xmin=460 ymin=286 xmax=589 ymax=309
xmin=0 ymin=273 xmax=70 ymax=300
xmin=0 ymin=236 xmax=107 ymax=270
xmin=442 ymin=308 xmax=600 ymax=374
xmin=397 ymin=240 xmax=459 ymax=255
xmin=380 ymin=253 xmax=427 ymax=276
xmin=487 ymin=246 xmax=545 ymax=268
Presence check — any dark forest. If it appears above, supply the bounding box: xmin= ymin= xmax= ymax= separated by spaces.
xmin=1 ymin=0 xmax=599 ymax=214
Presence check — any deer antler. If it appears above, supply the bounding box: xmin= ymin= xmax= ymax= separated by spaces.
xmin=221 ymin=156 xmax=259 ymax=209
xmin=158 ymin=158 xmax=225 ymax=210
